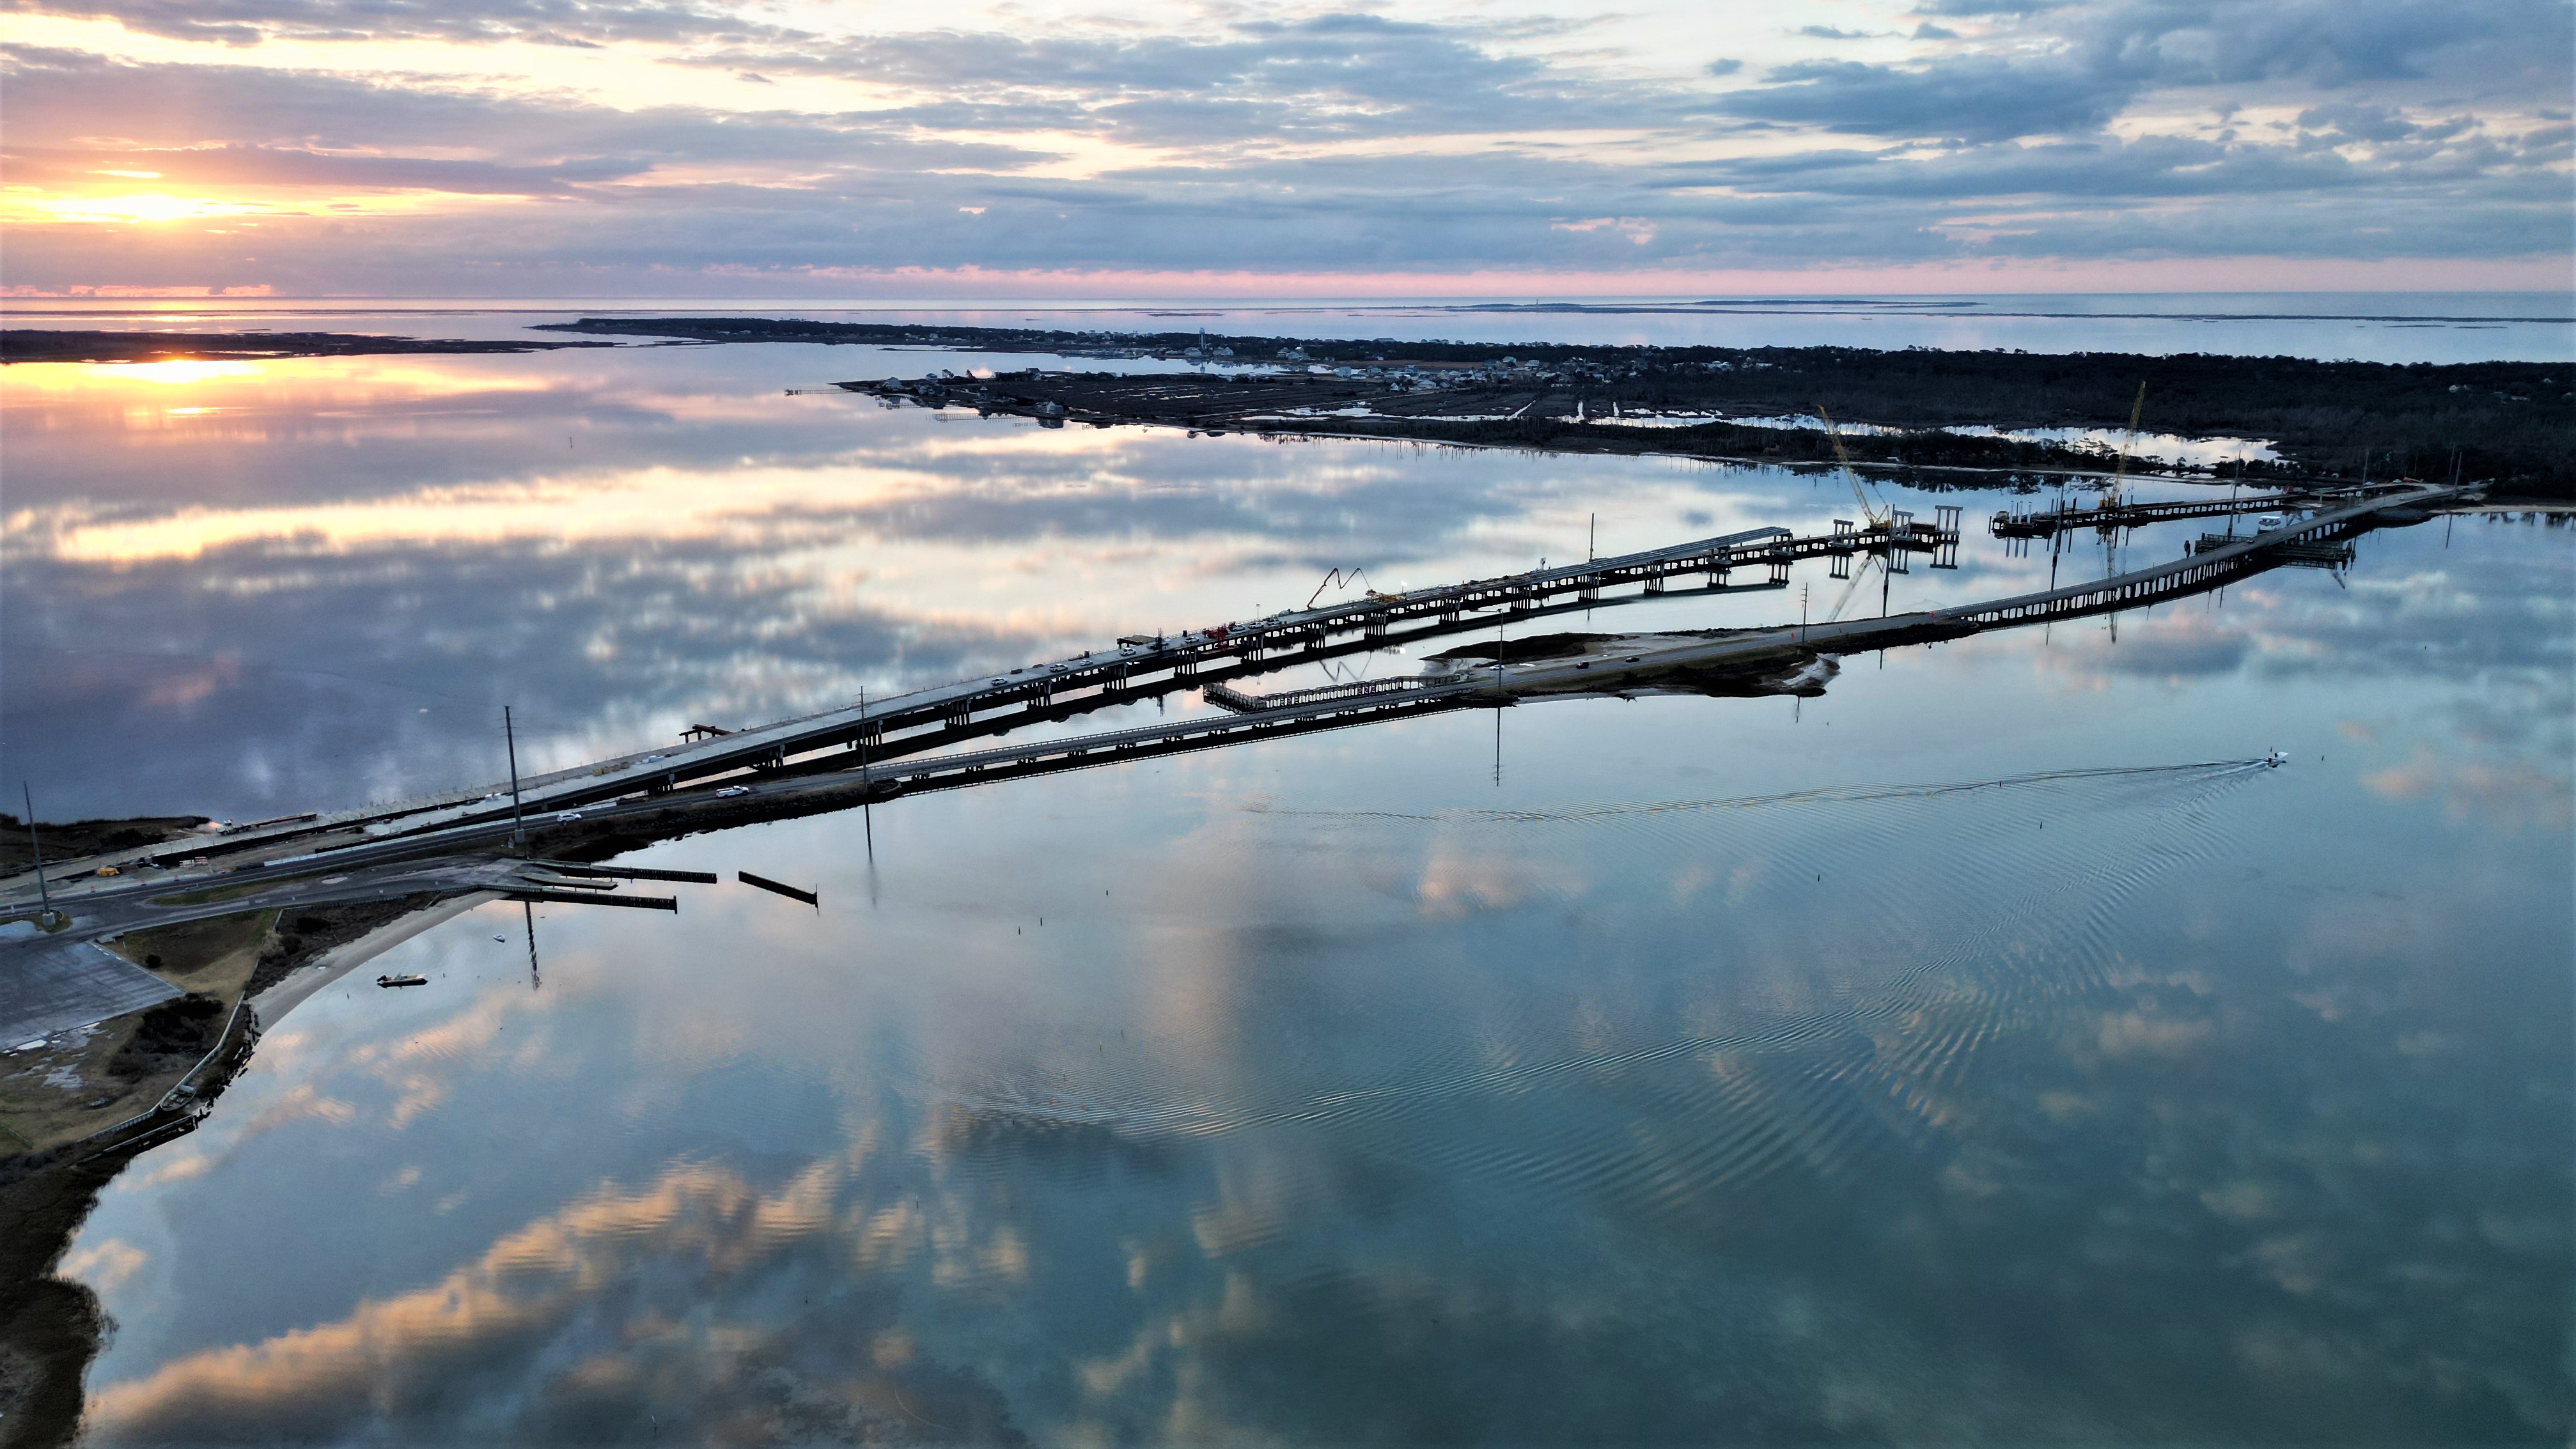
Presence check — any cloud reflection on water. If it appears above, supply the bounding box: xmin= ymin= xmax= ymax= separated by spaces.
xmin=87 ymin=1154 xmax=1027 ymax=1446
xmin=10 ymin=346 xmax=2572 ymax=828
xmin=3 ymin=346 xmax=1788 ymax=814
xmin=2024 ymin=529 xmax=2574 ymax=834
xmin=74 ymin=754 xmax=2571 ymax=1444
xmin=12 ymin=327 xmax=2567 ymax=1446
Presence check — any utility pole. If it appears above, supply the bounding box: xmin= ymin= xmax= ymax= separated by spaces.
xmin=859 ymin=686 xmax=874 ymax=862
xmin=504 ymin=706 xmax=526 ymax=851
xmin=20 ymin=783 xmax=51 ymax=922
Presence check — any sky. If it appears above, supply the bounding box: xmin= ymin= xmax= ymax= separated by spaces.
xmin=1 ymin=0 xmax=2570 ymax=298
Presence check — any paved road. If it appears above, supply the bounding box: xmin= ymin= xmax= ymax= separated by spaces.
xmin=0 ymin=858 xmax=530 ymax=1044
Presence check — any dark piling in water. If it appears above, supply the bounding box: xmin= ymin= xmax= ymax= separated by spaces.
xmin=738 ymin=872 xmax=819 ymax=907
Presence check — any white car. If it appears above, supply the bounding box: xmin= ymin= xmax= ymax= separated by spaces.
xmin=715 ymin=785 xmax=753 ymax=798
xmin=553 ymin=810 xmax=584 ymax=821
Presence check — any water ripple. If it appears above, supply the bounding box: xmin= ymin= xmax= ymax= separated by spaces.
xmin=932 ymin=759 xmax=2270 ymax=1217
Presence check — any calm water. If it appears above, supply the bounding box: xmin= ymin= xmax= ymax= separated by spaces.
xmin=12 ymin=290 xmax=2576 ymax=363
xmin=6 ymin=311 xmax=2572 ymax=1445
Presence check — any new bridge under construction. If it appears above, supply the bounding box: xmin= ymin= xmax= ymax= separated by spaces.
xmin=5 ymin=477 xmax=2475 ymax=923
xmin=0 ymin=471 xmax=2489 ymax=1087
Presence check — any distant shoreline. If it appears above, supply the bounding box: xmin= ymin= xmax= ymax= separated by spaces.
xmin=552 ymin=315 xmax=2570 ymax=492
xmin=6 ymin=318 xmax=2564 ymax=490
xmin=0 ymin=330 xmax=614 ymax=364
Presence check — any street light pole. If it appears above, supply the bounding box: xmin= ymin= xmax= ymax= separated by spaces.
xmin=504 ymin=706 xmax=526 ymax=851
xmin=20 ymin=782 xmax=51 ymax=922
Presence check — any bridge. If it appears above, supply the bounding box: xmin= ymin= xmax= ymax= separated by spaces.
xmin=1941 ymin=481 xmax=2455 ymax=628
xmin=1989 ymin=487 xmax=2357 ymax=540
xmin=47 ymin=511 xmax=1961 ymax=873
xmin=586 ymin=478 xmax=2472 ymax=812
xmin=3 ymin=479 xmax=2472 ymax=910
xmin=0 ymin=470 xmax=2486 ymax=1165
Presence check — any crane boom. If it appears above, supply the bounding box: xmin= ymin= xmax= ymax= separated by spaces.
xmin=1814 ymin=403 xmax=1887 ymax=527
xmin=2107 ymin=380 xmax=2146 ymax=505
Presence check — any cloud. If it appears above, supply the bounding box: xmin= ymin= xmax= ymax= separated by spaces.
xmin=2294 ymin=101 xmax=2455 ymax=143
xmin=2063 ymin=0 xmax=2563 ymax=89
xmin=0 ymin=1 xmax=2565 ymax=291
xmin=674 ymin=12 xmax=1710 ymax=148
xmin=1718 ymin=57 xmax=2132 ymax=141
xmin=1 ymin=0 xmax=806 ymax=47
xmin=8 ymin=144 xmax=650 ymax=196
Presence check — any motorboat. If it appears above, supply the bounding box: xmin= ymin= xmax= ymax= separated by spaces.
xmin=377 ymin=973 xmax=429 ymax=988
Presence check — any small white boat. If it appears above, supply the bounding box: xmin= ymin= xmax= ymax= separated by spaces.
xmin=377 ymin=973 xmax=428 ymax=988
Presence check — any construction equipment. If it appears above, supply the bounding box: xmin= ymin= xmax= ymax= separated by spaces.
xmin=1305 ymin=566 xmax=1373 ymax=609
xmin=2107 ymin=381 xmax=2146 ymax=504
xmin=1814 ymin=404 xmax=1889 ymax=527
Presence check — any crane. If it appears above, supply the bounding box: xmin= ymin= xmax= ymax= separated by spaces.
xmin=1813 ymin=402 xmax=1895 ymax=621
xmin=2104 ymin=380 xmax=2146 ymax=509
xmin=1304 ymin=566 xmax=1373 ymax=609
xmin=1813 ymin=403 xmax=1888 ymax=527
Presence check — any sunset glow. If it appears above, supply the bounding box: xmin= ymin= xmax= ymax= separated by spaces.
xmin=1 ymin=0 xmax=2564 ymax=298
